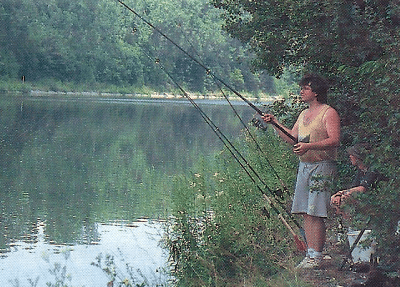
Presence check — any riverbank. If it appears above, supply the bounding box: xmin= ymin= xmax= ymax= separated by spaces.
xmin=24 ymin=89 xmax=280 ymax=104
xmin=0 ymin=79 xmax=281 ymax=103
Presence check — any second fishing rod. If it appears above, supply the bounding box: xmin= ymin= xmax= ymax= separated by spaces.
xmin=135 ymin=35 xmax=294 ymax=227
xmin=154 ymin=56 xmax=306 ymax=250
xmin=116 ymin=0 xmax=296 ymax=143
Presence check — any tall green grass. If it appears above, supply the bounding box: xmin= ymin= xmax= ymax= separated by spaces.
xmin=165 ymin=127 xmax=311 ymax=286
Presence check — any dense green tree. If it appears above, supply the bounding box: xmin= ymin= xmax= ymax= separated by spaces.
xmin=212 ymin=0 xmax=400 ymax=266
xmin=0 ymin=0 xmax=30 ymax=79
xmin=211 ymin=0 xmax=387 ymax=76
xmin=0 ymin=0 xmax=275 ymax=93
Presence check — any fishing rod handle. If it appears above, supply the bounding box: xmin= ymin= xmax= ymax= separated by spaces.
xmin=270 ymin=121 xmax=298 ymax=143
xmin=278 ymin=214 xmax=296 ymax=236
xmin=257 ymin=110 xmax=298 ymax=143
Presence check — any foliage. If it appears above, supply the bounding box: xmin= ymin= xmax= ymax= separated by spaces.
xmin=165 ymin=128 xmax=311 ymax=285
xmin=44 ymin=248 xmax=73 ymax=287
xmin=212 ymin=0 xmax=400 ymax=268
xmin=92 ymin=253 xmax=167 ymax=287
xmin=0 ymin=0 xmax=276 ymax=94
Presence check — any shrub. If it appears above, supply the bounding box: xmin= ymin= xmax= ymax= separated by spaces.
xmin=165 ymin=126 xmax=307 ymax=286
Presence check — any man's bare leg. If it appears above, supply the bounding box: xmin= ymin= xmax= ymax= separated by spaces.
xmin=304 ymin=214 xmax=326 ymax=255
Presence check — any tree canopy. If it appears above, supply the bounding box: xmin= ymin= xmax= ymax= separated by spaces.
xmin=212 ymin=0 xmax=400 ymax=262
xmin=0 ymin=0 xmax=274 ymax=93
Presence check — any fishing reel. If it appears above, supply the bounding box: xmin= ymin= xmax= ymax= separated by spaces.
xmin=274 ymin=188 xmax=285 ymax=202
xmin=250 ymin=115 xmax=268 ymax=131
xmin=261 ymin=206 xmax=270 ymax=218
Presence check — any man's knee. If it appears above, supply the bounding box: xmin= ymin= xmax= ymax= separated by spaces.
xmin=304 ymin=214 xmax=325 ymax=224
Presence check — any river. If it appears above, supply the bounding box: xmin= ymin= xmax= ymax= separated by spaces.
xmin=0 ymin=92 xmax=255 ymax=286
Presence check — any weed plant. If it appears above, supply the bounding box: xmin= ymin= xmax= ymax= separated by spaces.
xmin=92 ymin=253 xmax=168 ymax=287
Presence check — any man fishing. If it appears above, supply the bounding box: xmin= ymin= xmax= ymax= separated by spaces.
xmin=262 ymin=73 xmax=341 ymax=268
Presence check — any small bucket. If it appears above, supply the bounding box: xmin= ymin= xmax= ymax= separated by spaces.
xmin=347 ymin=229 xmax=376 ymax=263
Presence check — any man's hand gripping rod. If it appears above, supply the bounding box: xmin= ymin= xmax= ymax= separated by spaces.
xmin=246 ymin=101 xmax=298 ymax=144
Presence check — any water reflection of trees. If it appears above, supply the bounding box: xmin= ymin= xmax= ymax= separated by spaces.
xmin=0 ymin=96 xmax=251 ymax=250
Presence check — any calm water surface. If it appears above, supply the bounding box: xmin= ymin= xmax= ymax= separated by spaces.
xmin=0 ymin=93 xmax=253 ymax=286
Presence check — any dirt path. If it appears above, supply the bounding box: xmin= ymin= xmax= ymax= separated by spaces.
xmin=296 ymin=235 xmax=400 ymax=287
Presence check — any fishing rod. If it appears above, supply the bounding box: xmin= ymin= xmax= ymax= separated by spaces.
xmin=210 ymin=79 xmax=292 ymax=199
xmin=118 ymin=0 xmax=293 ymax=197
xmin=263 ymin=194 xmax=306 ymax=251
xmin=143 ymin=47 xmax=306 ymax=248
xmin=128 ymin=16 xmax=292 ymax=202
xmin=116 ymin=0 xmax=307 ymax=243
xmin=174 ymin=21 xmax=292 ymax=196
xmin=116 ymin=0 xmax=298 ymax=144
xmin=339 ymin=217 xmax=371 ymax=270
xmin=164 ymin=68 xmax=306 ymax=250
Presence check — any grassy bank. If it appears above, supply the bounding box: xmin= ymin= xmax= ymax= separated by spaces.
xmin=0 ymin=78 xmax=159 ymax=95
xmin=164 ymin=124 xmax=311 ymax=286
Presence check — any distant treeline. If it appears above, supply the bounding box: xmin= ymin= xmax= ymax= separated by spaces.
xmin=0 ymin=0 xmax=278 ymax=94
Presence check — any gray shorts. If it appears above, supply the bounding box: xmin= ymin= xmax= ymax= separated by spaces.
xmin=291 ymin=161 xmax=337 ymax=218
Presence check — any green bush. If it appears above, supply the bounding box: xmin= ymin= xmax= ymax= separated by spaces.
xmin=165 ymin=127 xmax=308 ymax=286
xmin=212 ymin=0 xmax=400 ymax=270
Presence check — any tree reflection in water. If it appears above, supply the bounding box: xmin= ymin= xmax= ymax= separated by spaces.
xmin=0 ymin=93 xmax=253 ymax=285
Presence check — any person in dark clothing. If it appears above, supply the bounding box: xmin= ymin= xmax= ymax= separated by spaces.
xmin=331 ymin=144 xmax=386 ymax=266
xmin=330 ymin=144 xmax=380 ymax=213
